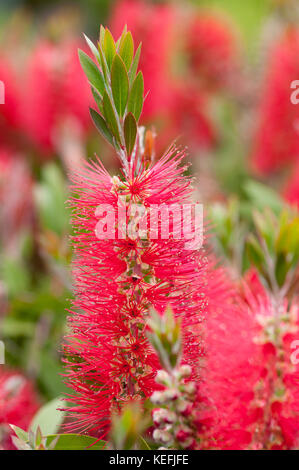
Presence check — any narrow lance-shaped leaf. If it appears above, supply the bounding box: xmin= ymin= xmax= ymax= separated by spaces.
xmin=116 ymin=24 xmax=127 ymax=49
xmin=119 ymin=32 xmax=134 ymax=70
xmin=90 ymin=108 xmax=114 ymax=146
xmin=103 ymin=28 xmax=116 ymax=70
xmin=78 ymin=50 xmax=105 ymax=96
xmin=98 ymin=43 xmax=109 ymax=82
xmin=124 ymin=112 xmax=137 ymax=156
xmin=129 ymin=43 xmax=141 ymax=85
xmin=83 ymin=34 xmax=101 ymax=64
xmin=91 ymin=87 xmax=103 ymax=114
xmin=103 ymin=91 xmax=122 ymax=145
xmin=127 ymin=70 xmax=144 ymax=122
xmin=111 ymin=54 xmax=129 ymax=117
xmin=99 ymin=25 xmax=105 ymax=47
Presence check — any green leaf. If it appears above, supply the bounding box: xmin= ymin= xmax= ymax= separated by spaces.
xmin=30 ymin=397 xmax=65 ymax=436
xmin=98 ymin=43 xmax=109 ymax=82
xmin=78 ymin=50 xmax=105 ymax=96
xmin=103 ymin=91 xmax=121 ymax=144
xmin=91 ymin=87 xmax=103 ymax=114
xmin=90 ymin=107 xmax=114 ymax=146
xmin=116 ymin=24 xmax=127 ymax=49
xmin=103 ymin=28 xmax=116 ymax=70
xmin=119 ymin=32 xmax=134 ymax=70
xmin=83 ymin=34 xmax=101 ymax=64
xmin=10 ymin=425 xmax=29 ymax=443
xmin=124 ymin=112 xmax=137 ymax=156
xmin=244 ymin=180 xmax=283 ymax=214
xmin=45 ymin=434 xmax=106 ymax=450
xmin=129 ymin=43 xmax=141 ymax=85
xmin=111 ymin=54 xmax=129 ymax=117
xmin=99 ymin=25 xmax=105 ymax=47
xmin=128 ymin=71 xmax=144 ymax=122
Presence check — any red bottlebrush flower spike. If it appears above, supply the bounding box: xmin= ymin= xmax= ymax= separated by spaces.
xmin=64 ymin=146 xmax=208 ymax=435
xmin=251 ymin=28 xmax=299 ymax=175
xmin=0 ymin=369 xmax=39 ymax=450
xmin=63 ymin=26 xmax=210 ymax=437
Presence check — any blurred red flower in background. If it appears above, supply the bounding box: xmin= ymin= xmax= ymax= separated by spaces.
xmin=0 ymin=56 xmax=22 ymax=148
xmin=252 ymin=29 xmax=299 ymax=175
xmin=0 ymin=369 xmax=39 ymax=449
xmin=23 ymin=40 xmax=92 ymax=158
xmin=186 ymin=13 xmax=238 ymax=92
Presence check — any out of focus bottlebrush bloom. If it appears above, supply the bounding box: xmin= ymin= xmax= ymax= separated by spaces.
xmin=252 ymin=29 xmax=299 ymax=174
xmin=186 ymin=13 xmax=238 ymax=92
xmin=0 ymin=369 xmax=39 ymax=449
xmin=23 ymin=40 xmax=92 ymax=158
xmin=202 ymin=271 xmax=299 ymax=449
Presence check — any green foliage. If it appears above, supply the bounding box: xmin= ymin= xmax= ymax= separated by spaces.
xmin=82 ymin=28 xmax=144 ymax=155
xmin=110 ymin=402 xmax=149 ymax=450
xmin=124 ymin=112 xmax=137 ymax=156
xmin=147 ymin=307 xmax=181 ymax=372
xmin=246 ymin=208 xmax=299 ymax=293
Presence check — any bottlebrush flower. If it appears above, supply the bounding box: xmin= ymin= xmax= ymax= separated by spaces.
xmin=63 ymin=27 xmax=210 ymax=437
xmin=201 ymin=270 xmax=299 ymax=449
xmin=0 ymin=369 xmax=39 ymax=450
xmin=23 ymin=39 xmax=92 ymax=157
xmin=251 ymin=28 xmax=299 ymax=175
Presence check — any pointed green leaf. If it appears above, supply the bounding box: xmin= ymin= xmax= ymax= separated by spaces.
xmin=111 ymin=54 xmax=129 ymax=117
xmin=83 ymin=34 xmax=101 ymax=64
xmin=98 ymin=43 xmax=109 ymax=82
xmin=90 ymin=107 xmax=114 ymax=146
xmin=78 ymin=50 xmax=105 ymax=96
xmin=11 ymin=436 xmax=31 ymax=450
xmin=103 ymin=92 xmax=121 ymax=144
xmin=10 ymin=425 xmax=29 ymax=443
xmin=91 ymin=87 xmax=103 ymax=114
xmin=46 ymin=434 xmax=106 ymax=450
xmin=99 ymin=25 xmax=105 ymax=47
xmin=129 ymin=43 xmax=141 ymax=85
xmin=128 ymin=71 xmax=144 ymax=122
xmin=119 ymin=32 xmax=134 ymax=70
xmin=30 ymin=397 xmax=65 ymax=436
xmin=124 ymin=112 xmax=137 ymax=156
xmin=116 ymin=24 xmax=127 ymax=49
xmin=103 ymin=28 xmax=116 ymax=70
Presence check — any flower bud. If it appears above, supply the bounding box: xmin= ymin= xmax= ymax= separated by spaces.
xmin=155 ymin=370 xmax=171 ymax=386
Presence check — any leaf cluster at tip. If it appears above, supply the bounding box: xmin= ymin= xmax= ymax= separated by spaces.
xmin=79 ymin=26 xmax=144 ymax=157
